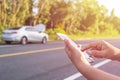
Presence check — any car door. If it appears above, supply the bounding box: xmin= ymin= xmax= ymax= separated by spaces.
xmin=32 ymin=28 xmax=43 ymax=42
xmin=25 ymin=27 xmax=37 ymax=41
xmin=33 ymin=24 xmax=46 ymax=42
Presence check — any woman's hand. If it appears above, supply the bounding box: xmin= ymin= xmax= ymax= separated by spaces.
xmin=82 ymin=40 xmax=120 ymax=60
xmin=64 ymin=39 xmax=90 ymax=68
xmin=64 ymin=39 xmax=120 ymax=80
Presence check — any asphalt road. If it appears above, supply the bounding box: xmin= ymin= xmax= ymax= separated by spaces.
xmin=0 ymin=38 xmax=120 ymax=80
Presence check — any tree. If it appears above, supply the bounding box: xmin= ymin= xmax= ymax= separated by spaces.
xmin=47 ymin=0 xmax=69 ymax=29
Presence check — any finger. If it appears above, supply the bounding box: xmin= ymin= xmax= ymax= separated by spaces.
xmin=64 ymin=39 xmax=69 ymax=47
xmin=64 ymin=39 xmax=75 ymax=51
xmin=65 ymin=46 xmax=71 ymax=58
xmin=78 ymin=44 xmax=82 ymax=49
xmin=87 ymin=50 xmax=104 ymax=58
xmin=81 ymin=41 xmax=101 ymax=51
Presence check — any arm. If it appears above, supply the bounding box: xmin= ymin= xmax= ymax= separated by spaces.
xmin=77 ymin=61 xmax=120 ymax=80
xmin=64 ymin=39 xmax=120 ymax=80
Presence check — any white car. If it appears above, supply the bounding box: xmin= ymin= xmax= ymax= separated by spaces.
xmin=2 ymin=24 xmax=48 ymax=45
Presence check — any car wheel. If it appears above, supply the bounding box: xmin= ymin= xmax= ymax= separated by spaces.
xmin=21 ymin=37 xmax=27 ymax=45
xmin=42 ymin=37 xmax=47 ymax=44
xmin=5 ymin=41 xmax=11 ymax=44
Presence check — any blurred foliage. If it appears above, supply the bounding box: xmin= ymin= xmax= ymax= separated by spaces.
xmin=45 ymin=25 xmax=66 ymax=41
xmin=0 ymin=0 xmax=120 ymax=41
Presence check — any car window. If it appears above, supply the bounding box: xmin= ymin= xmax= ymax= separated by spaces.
xmin=9 ymin=27 xmax=21 ymax=30
xmin=25 ymin=27 xmax=39 ymax=32
xmin=25 ymin=27 xmax=32 ymax=31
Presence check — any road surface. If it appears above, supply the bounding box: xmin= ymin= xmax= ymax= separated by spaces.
xmin=0 ymin=38 xmax=120 ymax=80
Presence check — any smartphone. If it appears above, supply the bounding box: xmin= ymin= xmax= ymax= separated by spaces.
xmin=57 ymin=33 xmax=94 ymax=63
xmin=57 ymin=33 xmax=77 ymax=47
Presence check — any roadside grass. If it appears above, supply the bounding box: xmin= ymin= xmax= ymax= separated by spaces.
xmin=0 ymin=35 xmax=4 ymax=44
xmin=48 ymin=33 xmax=120 ymax=41
xmin=0 ymin=35 xmax=2 ymax=44
xmin=68 ymin=34 xmax=120 ymax=40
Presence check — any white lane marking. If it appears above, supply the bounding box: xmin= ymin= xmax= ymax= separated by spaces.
xmin=0 ymin=45 xmax=19 ymax=48
xmin=93 ymin=59 xmax=111 ymax=68
xmin=64 ymin=59 xmax=111 ymax=80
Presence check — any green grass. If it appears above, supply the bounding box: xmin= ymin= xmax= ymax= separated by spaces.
xmin=0 ymin=35 xmax=2 ymax=44
xmin=68 ymin=34 xmax=120 ymax=40
xmin=0 ymin=34 xmax=4 ymax=44
xmin=48 ymin=33 xmax=120 ymax=41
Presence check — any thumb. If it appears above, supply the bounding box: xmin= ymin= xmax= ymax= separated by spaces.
xmin=78 ymin=44 xmax=82 ymax=49
xmin=88 ymin=50 xmax=104 ymax=58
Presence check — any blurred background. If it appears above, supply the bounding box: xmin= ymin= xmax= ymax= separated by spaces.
xmin=0 ymin=0 xmax=120 ymax=42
